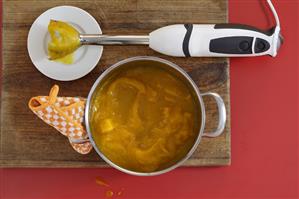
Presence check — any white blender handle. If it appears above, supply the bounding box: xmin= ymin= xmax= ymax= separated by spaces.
xmin=149 ymin=23 xmax=281 ymax=57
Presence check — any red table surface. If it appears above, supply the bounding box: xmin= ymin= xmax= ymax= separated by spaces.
xmin=0 ymin=0 xmax=298 ymax=198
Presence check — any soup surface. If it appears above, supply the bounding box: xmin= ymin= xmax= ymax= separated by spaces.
xmin=90 ymin=62 xmax=200 ymax=172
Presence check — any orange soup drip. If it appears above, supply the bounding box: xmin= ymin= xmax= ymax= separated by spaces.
xmin=105 ymin=190 xmax=114 ymax=198
xmin=95 ymin=176 xmax=110 ymax=187
xmin=90 ymin=64 xmax=200 ymax=172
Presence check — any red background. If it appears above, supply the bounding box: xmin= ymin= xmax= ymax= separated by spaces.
xmin=1 ymin=0 xmax=298 ymax=198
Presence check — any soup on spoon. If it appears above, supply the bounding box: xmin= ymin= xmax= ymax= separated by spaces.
xmin=47 ymin=20 xmax=81 ymax=64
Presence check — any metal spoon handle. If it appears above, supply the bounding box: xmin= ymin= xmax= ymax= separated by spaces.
xmin=79 ymin=34 xmax=149 ymax=45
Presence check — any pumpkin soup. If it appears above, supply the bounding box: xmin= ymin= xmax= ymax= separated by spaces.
xmin=90 ymin=63 xmax=200 ymax=172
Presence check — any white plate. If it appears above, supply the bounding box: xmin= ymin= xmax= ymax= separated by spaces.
xmin=27 ymin=6 xmax=103 ymax=81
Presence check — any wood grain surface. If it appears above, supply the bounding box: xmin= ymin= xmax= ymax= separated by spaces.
xmin=0 ymin=0 xmax=230 ymax=167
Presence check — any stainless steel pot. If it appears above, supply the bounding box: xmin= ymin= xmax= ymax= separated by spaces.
xmin=85 ymin=56 xmax=226 ymax=176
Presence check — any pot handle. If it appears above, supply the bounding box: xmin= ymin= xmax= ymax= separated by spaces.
xmin=201 ymin=92 xmax=226 ymax=138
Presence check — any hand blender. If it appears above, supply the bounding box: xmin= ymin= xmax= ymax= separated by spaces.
xmin=50 ymin=0 xmax=283 ymax=59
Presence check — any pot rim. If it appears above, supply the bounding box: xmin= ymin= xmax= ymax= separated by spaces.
xmin=85 ymin=56 xmax=206 ymax=176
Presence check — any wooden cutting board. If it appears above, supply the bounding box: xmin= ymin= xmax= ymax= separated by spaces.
xmin=0 ymin=0 xmax=230 ymax=167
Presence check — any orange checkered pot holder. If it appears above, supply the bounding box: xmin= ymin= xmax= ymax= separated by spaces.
xmin=28 ymin=85 xmax=92 ymax=154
